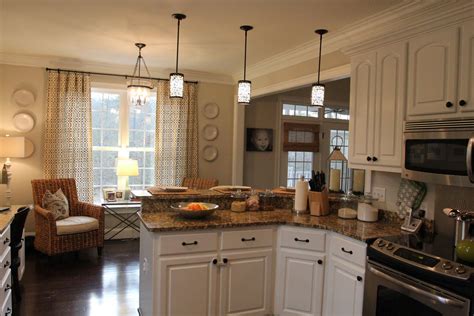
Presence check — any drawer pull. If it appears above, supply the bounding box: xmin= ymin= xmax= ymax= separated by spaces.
xmin=5 ymin=307 xmax=11 ymax=315
xmin=294 ymin=238 xmax=310 ymax=243
xmin=182 ymin=241 xmax=198 ymax=246
xmin=3 ymin=238 xmax=9 ymax=245
xmin=341 ymin=247 xmax=353 ymax=255
xmin=241 ymin=237 xmax=256 ymax=242
xmin=4 ymin=284 xmax=10 ymax=292
xmin=3 ymin=261 xmax=9 ymax=268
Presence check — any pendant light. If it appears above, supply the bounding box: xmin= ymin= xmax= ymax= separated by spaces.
xmin=238 ymin=25 xmax=253 ymax=105
xmin=170 ymin=13 xmax=186 ymax=98
xmin=127 ymin=43 xmax=153 ymax=108
xmin=311 ymin=29 xmax=328 ymax=107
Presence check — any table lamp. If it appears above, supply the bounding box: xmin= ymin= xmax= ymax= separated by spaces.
xmin=116 ymin=158 xmax=139 ymax=195
xmin=0 ymin=136 xmax=26 ymax=206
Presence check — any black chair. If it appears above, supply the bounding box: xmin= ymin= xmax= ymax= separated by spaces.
xmin=10 ymin=206 xmax=30 ymax=302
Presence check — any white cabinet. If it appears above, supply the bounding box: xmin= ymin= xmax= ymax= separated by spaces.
xmin=274 ymin=248 xmax=325 ymax=316
xmin=323 ymin=257 xmax=365 ymax=316
xmin=349 ymin=42 xmax=406 ymax=171
xmin=219 ymin=249 xmax=273 ymax=316
xmin=158 ymin=254 xmax=218 ymax=315
xmin=459 ymin=20 xmax=474 ymax=113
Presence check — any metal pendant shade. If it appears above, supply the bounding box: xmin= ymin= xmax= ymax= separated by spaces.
xmin=238 ymin=25 xmax=253 ymax=105
xmin=127 ymin=43 xmax=153 ymax=109
xmin=311 ymin=29 xmax=328 ymax=107
xmin=170 ymin=13 xmax=186 ymax=99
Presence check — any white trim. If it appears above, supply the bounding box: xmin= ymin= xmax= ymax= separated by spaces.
xmin=252 ymin=64 xmax=350 ymax=98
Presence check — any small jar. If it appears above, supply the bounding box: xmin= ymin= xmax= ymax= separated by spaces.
xmin=259 ymin=189 xmax=276 ymax=211
xmin=246 ymin=190 xmax=260 ymax=211
xmin=231 ymin=190 xmax=248 ymax=212
xmin=357 ymin=194 xmax=378 ymax=222
xmin=337 ymin=193 xmax=358 ymax=219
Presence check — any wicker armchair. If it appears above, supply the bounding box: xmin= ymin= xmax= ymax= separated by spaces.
xmin=182 ymin=177 xmax=218 ymax=190
xmin=31 ymin=178 xmax=104 ymax=256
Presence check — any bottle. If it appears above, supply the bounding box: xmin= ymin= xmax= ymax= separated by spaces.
xmin=294 ymin=175 xmax=308 ymax=213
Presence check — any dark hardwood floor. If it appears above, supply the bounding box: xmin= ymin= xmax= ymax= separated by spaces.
xmin=17 ymin=239 xmax=139 ymax=316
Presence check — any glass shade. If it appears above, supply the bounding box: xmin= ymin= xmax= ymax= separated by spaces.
xmin=311 ymin=83 xmax=325 ymax=107
xmin=238 ymin=80 xmax=251 ymax=105
xmin=169 ymin=73 xmax=184 ymax=98
xmin=127 ymin=78 xmax=153 ymax=109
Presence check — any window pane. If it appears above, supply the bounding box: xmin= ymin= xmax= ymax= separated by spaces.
xmin=103 ymin=130 xmax=119 ymax=147
xmin=102 ymin=169 xmax=117 ymax=186
xmin=102 ymin=151 xmax=118 ymax=168
xmin=295 ymin=105 xmax=307 ymax=116
xmin=295 ymin=152 xmax=304 ymax=161
xmin=308 ymin=108 xmax=319 ymax=118
xmin=282 ymin=104 xmax=295 ymax=116
xmin=130 ymin=151 xmax=145 ymax=168
xmin=324 ymin=107 xmax=350 ymax=120
xmin=288 ymin=151 xmax=296 ymax=161
xmin=145 ymin=152 xmax=154 ymax=168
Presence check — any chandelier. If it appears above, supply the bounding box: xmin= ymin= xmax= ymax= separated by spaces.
xmin=127 ymin=43 xmax=153 ymax=108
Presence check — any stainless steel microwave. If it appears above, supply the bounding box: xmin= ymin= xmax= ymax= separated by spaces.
xmin=402 ymin=119 xmax=474 ymax=187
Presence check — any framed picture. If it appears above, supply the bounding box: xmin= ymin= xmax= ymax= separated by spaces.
xmin=115 ymin=190 xmax=125 ymax=201
xmin=106 ymin=191 xmax=116 ymax=202
xmin=246 ymin=128 xmax=273 ymax=152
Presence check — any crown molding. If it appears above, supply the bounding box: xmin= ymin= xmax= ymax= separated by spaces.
xmin=252 ymin=64 xmax=350 ymax=98
xmin=0 ymin=52 xmax=234 ymax=85
xmin=235 ymin=0 xmax=472 ymax=81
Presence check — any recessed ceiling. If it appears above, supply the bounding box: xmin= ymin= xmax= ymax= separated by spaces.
xmin=1 ymin=0 xmax=402 ymax=76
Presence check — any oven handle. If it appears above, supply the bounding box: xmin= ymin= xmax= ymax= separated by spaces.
xmin=369 ymin=266 xmax=466 ymax=308
xmin=467 ymin=137 xmax=474 ymax=183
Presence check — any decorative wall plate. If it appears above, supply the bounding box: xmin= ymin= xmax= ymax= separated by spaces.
xmin=203 ymin=103 xmax=219 ymax=119
xmin=25 ymin=138 xmax=35 ymax=158
xmin=203 ymin=124 xmax=218 ymax=141
xmin=203 ymin=145 xmax=218 ymax=162
xmin=12 ymin=112 xmax=35 ymax=132
xmin=13 ymin=89 xmax=35 ymax=107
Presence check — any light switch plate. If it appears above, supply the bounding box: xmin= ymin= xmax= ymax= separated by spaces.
xmin=373 ymin=187 xmax=386 ymax=202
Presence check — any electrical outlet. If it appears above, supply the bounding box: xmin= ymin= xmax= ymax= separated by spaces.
xmin=372 ymin=187 xmax=386 ymax=202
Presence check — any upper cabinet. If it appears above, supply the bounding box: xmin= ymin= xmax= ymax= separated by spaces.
xmin=349 ymin=42 xmax=406 ymax=171
xmin=407 ymin=21 xmax=474 ymax=118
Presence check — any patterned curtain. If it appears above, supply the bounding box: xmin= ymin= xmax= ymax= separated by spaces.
xmin=154 ymin=80 xmax=198 ymax=186
xmin=43 ymin=71 xmax=93 ymax=202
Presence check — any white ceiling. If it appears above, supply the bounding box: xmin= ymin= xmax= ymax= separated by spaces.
xmin=1 ymin=0 xmax=402 ymax=77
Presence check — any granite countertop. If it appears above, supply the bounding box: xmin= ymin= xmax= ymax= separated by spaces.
xmin=0 ymin=209 xmax=16 ymax=233
xmin=138 ymin=209 xmax=402 ymax=241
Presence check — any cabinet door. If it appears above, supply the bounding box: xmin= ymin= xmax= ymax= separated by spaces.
xmin=219 ymin=249 xmax=273 ymax=316
xmin=459 ymin=20 xmax=474 ymax=113
xmin=274 ymin=249 xmax=325 ymax=316
xmin=373 ymin=42 xmax=406 ymax=168
xmin=407 ymin=27 xmax=459 ymax=117
xmin=159 ymin=254 xmax=218 ymax=316
xmin=323 ymin=258 xmax=364 ymax=316
xmin=349 ymin=52 xmax=376 ymax=165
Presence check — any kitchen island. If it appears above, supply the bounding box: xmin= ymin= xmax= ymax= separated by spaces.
xmin=138 ymin=191 xmax=401 ymax=316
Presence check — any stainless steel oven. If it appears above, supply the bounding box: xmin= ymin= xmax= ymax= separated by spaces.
xmin=364 ymin=261 xmax=471 ymax=316
xmin=403 ymin=119 xmax=474 ymax=187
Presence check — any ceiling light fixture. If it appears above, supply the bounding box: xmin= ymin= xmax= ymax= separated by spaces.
xmin=170 ymin=13 xmax=186 ymax=98
xmin=238 ymin=25 xmax=253 ymax=105
xmin=128 ymin=43 xmax=153 ymax=108
xmin=311 ymin=29 xmax=328 ymax=107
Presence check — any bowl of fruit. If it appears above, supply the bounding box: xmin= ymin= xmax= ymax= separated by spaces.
xmin=170 ymin=202 xmax=219 ymax=219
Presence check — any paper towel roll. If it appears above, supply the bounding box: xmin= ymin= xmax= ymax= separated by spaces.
xmin=329 ymin=169 xmax=341 ymax=192
xmin=294 ymin=176 xmax=308 ymax=212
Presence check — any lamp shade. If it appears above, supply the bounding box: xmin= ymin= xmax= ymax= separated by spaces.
xmin=0 ymin=136 xmax=26 ymax=158
xmin=311 ymin=83 xmax=325 ymax=107
xmin=169 ymin=73 xmax=184 ymax=98
xmin=116 ymin=159 xmax=139 ymax=176
xmin=237 ymin=80 xmax=251 ymax=104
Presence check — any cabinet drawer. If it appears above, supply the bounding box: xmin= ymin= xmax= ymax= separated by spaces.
xmin=0 ymin=227 xmax=10 ymax=256
xmin=280 ymin=227 xmax=326 ymax=252
xmin=221 ymin=229 xmax=273 ymax=250
xmin=330 ymin=235 xmax=366 ymax=267
xmin=0 ymin=270 xmax=10 ymax=309
xmin=0 ymin=248 xmax=10 ymax=282
xmin=159 ymin=232 xmax=218 ymax=255
xmin=1 ymin=287 xmax=11 ymax=316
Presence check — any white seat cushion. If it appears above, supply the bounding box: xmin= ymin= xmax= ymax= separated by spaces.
xmin=56 ymin=216 xmax=99 ymax=236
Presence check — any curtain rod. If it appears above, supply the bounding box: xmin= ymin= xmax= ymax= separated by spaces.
xmin=45 ymin=68 xmax=199 ymax=84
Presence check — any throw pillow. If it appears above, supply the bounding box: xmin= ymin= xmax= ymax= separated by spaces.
xmin=42 ymin=188 xmax=70 ymax=220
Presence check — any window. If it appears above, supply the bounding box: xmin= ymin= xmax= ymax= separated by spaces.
xmin=287 ymin=151 xmax=313 ymax=187
xmin=92 ymin=88 xmax=156 ymax=201
xmin=282 ymin=103 xmax=318 ymax=118
xmin=329 ymin=129 xmax=350 ymax=192
xmin=324 ymin=107 xmax=350 ymax=120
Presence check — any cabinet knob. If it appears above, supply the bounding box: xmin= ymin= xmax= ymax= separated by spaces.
xmin=223 ymin=258 xmax=228 ymax=264
xmin=459 ymin=100 xmax=467 ymax=106
xmin=446 ymin=101 xmax=453 ymax=108
xmin=367 ymin=156 xmax=372 ymax=162
xmin=4 ymin=284 xmax=10 ymax=291
xmin=3 ymin=261 xmax=8 ymax=268
xmin=3 ymin=238 xmax=9 ymax=245
xmin=212 ymin=259 xmax=218 ymax=265
xmin=372 ymin=156 xmax=378 ymax=162
xmin=317 ymin=259 xmax=323 ymax=265
xmin=357 ymin=276 xmax=363 ymax=282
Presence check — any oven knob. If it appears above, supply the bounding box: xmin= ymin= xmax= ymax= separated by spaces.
xmin=442 ymin=261 xmax=453 ymax=270
xmin=377 ymin=240 xmax=386 ymax=247
xmin=386 ymin=243 xmax=394 ymax=250
xmin=455 ymin=265 xmax=466 ymax=274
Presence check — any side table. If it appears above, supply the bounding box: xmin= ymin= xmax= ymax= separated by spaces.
xmin=100 ymin=200 xmax=141 ymax=240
